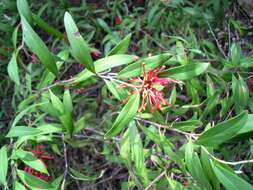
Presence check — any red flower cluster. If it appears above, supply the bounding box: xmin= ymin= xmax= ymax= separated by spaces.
xmin=125 ymin=64 xmax=181 ymax=112
xmin=24 ymin=145 xmax=53 ymax=181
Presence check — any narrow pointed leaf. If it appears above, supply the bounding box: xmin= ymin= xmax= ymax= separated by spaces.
xmin=118 ymin=53 xmax=172 ymax=78
xmin=17 ymin=170 xmax=54 ymax=190
xmin=108 ymin=34 xmax=131 ymax=56
xmin=196 ymin=111 xmax=248 ymax=146
xmin=0 ymin=146 xmax=8 ymax=186
xmin=64 ymin=12 xmax=94 ymax=72
xmin=21 ymin=16 xmax=58 ymax=75
xmin=7 ymin=52 xmax=20 ymax=86
xmin=17 ymin=0 xmax=32 ymax=24
xmin=160 ymin=62 xmax=209 ymax=80
xmin=211 ymin=162 xmax=253 ymax=190
xmin=105 ymin=93 xmax=140 ymax=138
xmin=16 ymin=149 xmax=48 ymax=174
xmin=185 ymin=140 xmax=213 ymax=190
xmin=63 ymin=89 xmax=73 ymax=113
xmin=74 ymin=54 xmax=138 ymax=83
xmin=49 ymin=90 xmax=64 ymax=115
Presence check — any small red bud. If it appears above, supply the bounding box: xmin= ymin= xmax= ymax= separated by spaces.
xmin=115 ymin=16 xmax=122 ymax=25
xmin=91 ymin=51 xmax=101 ymax=60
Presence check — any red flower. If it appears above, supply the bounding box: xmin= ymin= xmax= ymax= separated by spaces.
xmin=24 ymin=145 xmax=53 ymax=181
xmin=115 ymin=16 xmax=122 ymax=25
xmin=124 ymin=64 xmax=182 ymax=112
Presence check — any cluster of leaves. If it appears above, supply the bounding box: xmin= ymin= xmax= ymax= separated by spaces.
xmin=1 ymin=0 xmax=253 ymax=189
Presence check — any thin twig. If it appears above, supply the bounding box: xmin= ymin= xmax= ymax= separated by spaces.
xmin=135 ymin=117 xmax=199 ymax=139
xmin=39 ymin=78 xmax=75 ymax=92
xmin=206 ymin=21 xmax=227 ymax=58
xmin=144 ymin=165 xmax=170 ymax=190
xmin=61 ymin=134 xmax=68 ymax=190
xmin=201 ymin=146 xmax=253 ymax=166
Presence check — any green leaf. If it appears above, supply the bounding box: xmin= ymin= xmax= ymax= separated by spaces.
xmin=0 ymin=146 xmax=8 ymax=186
xmin=200 ymin=91 xmax=221 ymax=120
xmin=7 ymin=124 xmax=61 ymax=138
xmin=73 ymin=114 xmax=91 ymax=134
xmin=97 ymin=18 xmax=111 ymax=33
xmin=17 ymin=0 xmax=32 ymax=24
xmin=63 ymin=89 xmax=73 ymax=113
xmin=14 ymin=181 xmax=26 ymax=190
xmin=69 ymin=168 xmax=104 ymax=181
xmin=74 ymin=54 xmax=138 ymax=83
xmin=200 ymin=147 xmax=220 ymax=190
xmin=196 ymin=111 xmax=248 ymax=146
xmin=185 ymin=140 xmax=213 ymax=190
xmin=104 ymin=79 xmax=128 ymax=101
xmin=59 ymin=113 xmax=73 ymax=136
xmin=49 ymin=90 xmax=64 ymax=115
xmin=7 ymin=52 xmax=20 ymax=86
xmin=172 ymin=120 xmax=202 ymax=132
xmin=118 ymin=53 xmax=172 ymax=78
xmin=232 ymin=75 xmax=249 ymax=110
xmin=12 ymin=25 xmax=19 ymax=49
xmin=38 ymin=50 xmax=69 ymax=89
xmin=64 ymin=12 xmax=94 ymax=72
xmin=50 ymin=175 xmax=63 ymax=189
xmin=169 ymin=86 xmax=177 ymax=105
xmin=211 ymin=162 xmax=253 ymax=190
xmin=167 ymin=178 xmax=188 ymax=190
xmin=17 ymin=170 xmax=54 ymax=190
xmin=21 ymin=16 xmax=58 ymax=75
xmin=15 ymin=149 xmax=48 ymax=174
xmin=105 ymin=93 xmax=140 ymax=138
xmin=240 ymin=55 xmax=253 ymax=68
xmin=230 ymin=43 xmax=241 ymax=66
xmin=160 ymin=62 xmax=210 ymax=80
xmin=108 ymin=34 xmax=131 ymax=56
xmin=238 ymin=114 xmax=253 ymax=134
xmin=129 ymin=122 xmax=147 ymax=183
xmin=6 ymin=126 xmax=41 ymax=137
xmin=120 ymin=129 xmax=131 ymax=161
xmin=36 ymin=124 xmax=62 ymax=134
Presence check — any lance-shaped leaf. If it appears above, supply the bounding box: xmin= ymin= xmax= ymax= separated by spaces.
xmin=74 ymin=54 xmax=138 ymax=83
xmin=15 ymin=149 xmax=48 ymax=174
xmin=64 ymin=12 xmax=94 ymax=72
xmin=6 ymin=126 xmax=42 ymax=137
xmin=230 ymin=43 xmax=242 ymax=66
xmin=17 ymin=0 xmax=32 ymax=24
xmin=105 ymin=93 xmax=140 ymax=138
xmin=7 ymin=52 xmax=20 ymax=86
xmin=0 ymin=146 xmax=8 ymax=186
xmin=118 ymin=53 xmax=172 ymax=78
xmin=160 ymin=62 xmax=209 ymax=80
xmin=17 ymin=170 xmax=54 ymax=190
xmin=185 ymin=140 xmax=213 ymax=190
xmin=211 ymin=162 xmax=253 ymax=190
xmin=49 ymin=90 xmax=64 ymax=115
xmin=21 ymin=16 xmax=58 ymax=76
xmin=108 ymin=33 xmax=131 ymax=56
xmin=232 ymin=75 xmax=249 ymax=109
xmin=196 ymin=111 xmax=248 ymax=147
